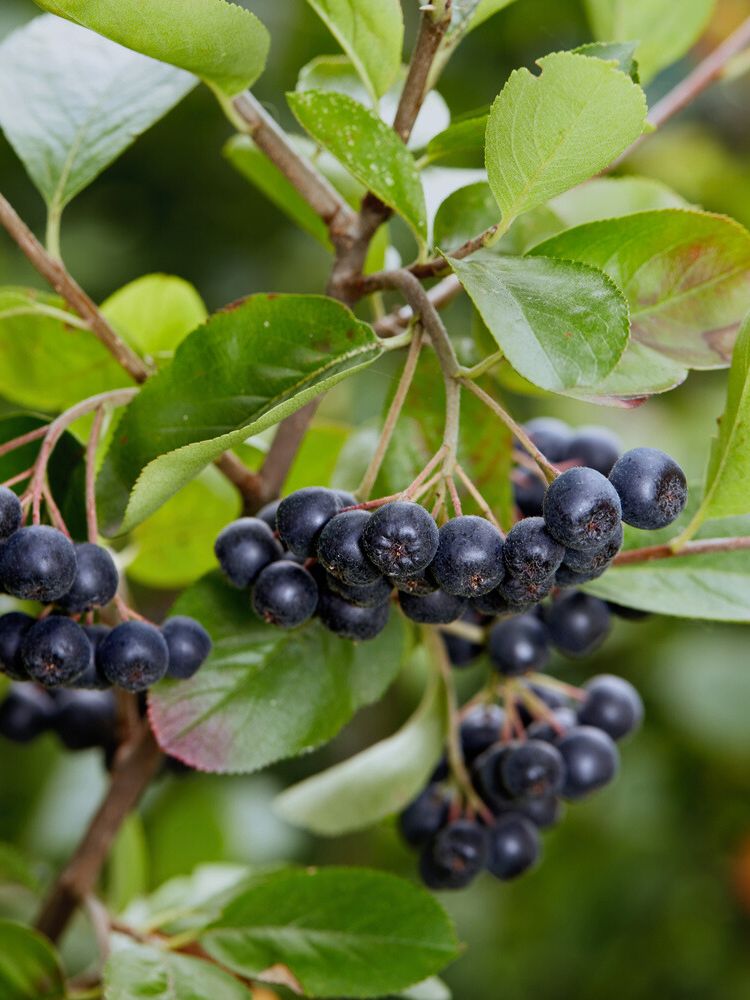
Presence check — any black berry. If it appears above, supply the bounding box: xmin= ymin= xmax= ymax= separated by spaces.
xmin=488 ymin=614 xmax=550 ymax=676
xmin=361 ymin=501 xmax=439 ymax=578
xmin=609 ymin=447 xmax=688 ymax=530
xmin=252 ymin=561 xmax=318 ymax=628
xmin=398 ymin=588 xmax=467 ymax=625
xmin=460 ymin=704 xmax=505 ymax=763
xmin=501 ymin=739 xmax=565 ymax=798
xmin=0 ymin=526 xmax=77 ymax=602
xmin=215 ymin=517 xmax=283 ymax=588
xmin=546 ymin=592 xmax=612 ymax=657
xmin=522 ymin=417 xmax=572 ymax=462
xmin=562 ymin=521 xmax=623 ymax=574
xmin=335 ymin=490 xmax=357 ymax=507
xmin=98 ymin=621 xmax=169 ymax=692
xmin=442 ymin=613 xmax=484 ymax=668
xmin=578 ymin=674 xmax=644 ymax=741
xmin=72 ymin=626 xmax=112 ymax=689
xmin=526 ymin=706 xmax=577 ymax=742
xmin=57 ymin=543 xmax=119 ymax=612
xmin=0 ymin=611 xmax=35 ymax=680
xmin=391 ymin=570 xmax=437 ymax=596
xmin=487 ymin=814 xmax=540 ymax=880
xmin=256 ymin=499 xmax=280 ymax=531
xmin=53 ymin=690 xmax=116 ymax=750
xmin=494 ymin=794 xmax=563 ymax=830
xmin=543 ymin=467 xmax=622 ymax=552
xmin=420 ymin=819 xmax=488 ymax=890
xmin=399 ymin=785 xmax=451 ymax=846
xmin=316 ymin=510 xmax=381 ymax=585
xmin=0 ymin=683 xmax=55 ymax=742
xmin=503 ymin=517 xmax=564 ymax=583
xmin=513 ymin=472 xmax=546 ymax=518
xmin=554 ymin=563 xmax=606 ymax=588
xmin=276 ymin=487 xmax=342 ymax=558
xmin=163 ymin=616 xmax=213 ymax=680
xmin=472 ymin=587 xmax=515 ymax=617
xmin=317 ymin=590 xmax=390 ymax=641
xmin=566 ymin=426 xmax=621 ymax=475
xmin=22 ymin=616 xmax=92 ymax=687
xmin=498 ymin=572 xmax=554 ymax=608
xmin=558 ymin=725 xmax=619 ymax=799
xmin=0 ymin=485 xmax=22 ymax=540
xmin=326 ymin=572 xmax=393 ymax=608
xmin=430 ymin=516 xmax=505 ymax=597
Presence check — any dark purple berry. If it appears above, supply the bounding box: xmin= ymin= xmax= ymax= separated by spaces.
xmin=0 ymin=611 xmax=35 ymax=680
xmin=0 ymin=526 xmax=77 ymax=602
xmin=554 ymin=563 xmax=607 ymax=588
xmin=252 ymin=561 xmax=318 ymax=628
xmin=497 ymin=572 xmax=554 ymax=607
xmin=472 ymin=587 xmax=517 ymax=617
xmin=361 ymin=501 xmax=439 ymax=578
xmin=0 ymin=683 xmax=55 ymax=742
xmin=0 ymin=485 xmax=22 ymax=541
xmin=420 ymin=819 xmax=488 ymax=889
xmin=256 ymin=499 xmax=281 ymax=531
xmin=460 ymin=704 xmax=505 ymax=763
xmin=526 ymin=706 xmax=577 ymax=742
xmin=316 ymin=510 xmax=381 ymax=585
xmin=609 ymin=447 xmax=687 ymax=529
xmin=335 ymin=490 xmax=357 ymax=507
xmin=522 ymin=418 xmax=572 ymax=462
xmin=317 ymin=590 xmax=390 ymax=641
xmin=72 ymin=626 xmax=112 ymax=689
xmin=22 ymin=616 xmax=92 ymax=688
xmin=442 ymin=614 xmax=484 ymax=667
xmin=391 ymin=569 xmax=438 ymax=596
xmin=276 ymin=487 xmax=342 ymax=558
xmin=493 ymin=794 xmax=563 ymax=829
xmin=488 ymin=614 xmax=549 ymax=676
xmin=57 ymin=543 xmax=119 ymax=612
xmin=398 ymin=588 xmax=467 ymax=625
xmin=565 ymin=426 xmax=621 ymax=475
xmin=578 ymin=674 xmax=644 ymax=741
xmin=546 ymin=592 xmax=612 ymax=657
xmin=430 ymin=516 xmax=505 ymax=598
xmin=326 ymin=572 xmax=393 ymax=608
xmin=503 ymin=517 xmax=564 ymax=583
xmin=501 ymin=739 xmax=565 ymax=798
xmin=399 ymin=785 xmax=451 ymax=846
xmin=98 ymin=621 xmax=169 ymax=692
xmin=487 ymin=814 xmax=540 ymax=880
xmin=562 ymin=521 xmax=623 ymax=573
xmin=543 ymin=467 xmax=622 ymax=552
xmin=53 ymin=690 xmax=117 ymax=750
xmin=558 ymin=725 xmax=619 ymax=799
xmin=163 ymin=616 xmax=212 ymax=680
xmin=513 ymin=472 xmax=546 ymax=518
xmin=215 ymin=517 xmax=283 ymax=588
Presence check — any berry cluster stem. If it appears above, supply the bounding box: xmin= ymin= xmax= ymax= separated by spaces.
xmin=86 ymin=406 xmax=106 ymax=544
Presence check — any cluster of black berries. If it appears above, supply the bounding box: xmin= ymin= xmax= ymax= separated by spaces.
xmin=216 ymin=436 xmax=685 ymax=640
xmin=0 ymin=487 xmax=211 ymax=695
xmin=401 ymin=671 xmax=643 ymax=889
xmin=0 ymin=682 xmax=116 ymax=753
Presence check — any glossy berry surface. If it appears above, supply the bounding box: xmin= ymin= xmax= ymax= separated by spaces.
xmin=215 ymin=517 xmax=283 ymax=588
xmin=256 ymin=499 xmax=280 ymax=531
xmin=276 ymin=487 xmax=342 ymax=558
xmin=398 ymin=588 xmax=467 ymax=625
xmin=501 ymin=739 xmax=565 ymax=798
xmin=53 ymin=690 xmax=116 ymax=750
xmin=98 ymin=621 xmax=169 ymax=692
xmin=58 ymin=543 xmax=119 ymax=612
xmin=252 ymin=562 xmax=318 ymax=628
xmin=0 ymin=683 xmax=55 ymax=742
xmin=487 ymin=814 xmax=540 ymax=880
xmin=399 ymin=785 xmax=451 ymax=846
xmin=503 ymin=517 xmax=564 ymax=583
xmin=22 ymin=616 xmax=92 ymax=687
xmin=566 ymin=426 xmax=621 ymax=475
xmin=460 ymin=704 xmax=505 ymax=763
xmin=316 ymin=510 xmax=381 ymax=585
xmin=543 ymin=467 xmax=622 ymax=552
xmin=0 ymin=611 xmax=35 ymax=680
xmin=163 ymin=616 xmax=213 ymax=680
xmin=488 ymin=614 xmax=550 ymax=676
xmin=0 ymin=485 xmax=22 ymax=541
xmin=71 ymin=626 xmax=112 ymax=690
xmin=558 ymin=725 xmax=619 ymax=800
xmin=420 ymin=819 xmax=488 ymax=889
xmin=554 ymin=563 xmax=606 ymax=588
xmin=472 ymin=587 xmax=514 ymax=617
xmin=362 ymin=501 xmax=439 ymax=579
xmin=578 ymin=674 xmax=644 ymax=741
xmin=317 ymin=589 xmax=390 ymax=641
xmin=523 ymin=417 xmax=572 ymax=462
xmin=391 ymin=570 xmax=437 ymax=596
xmin=609 ymin=447 xmax=688 ymax=529
xmin=513 ymin=472 xmax=545 ymax=518
xmin=430 ymin=516 xmax=505 ymax=597
xmin=0 ymin=525 xmax=77 ymax=602
xmin=546 ymin=592 xmax=612 ymax=657
xmin=326 ymin=572 xmax=392 ymax=608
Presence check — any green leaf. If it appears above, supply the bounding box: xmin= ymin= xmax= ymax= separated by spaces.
xmin=572 ymin=40 xmax=640 ymax=81
xmin=0 ymin=920 xmax=65 ymax=1000
xmin=0 ymin=287 xmax=131 ymax=411
xmin=450 ymin=252 xmax=630 ymax=392
xmin=469 ymin=0 xmax=519 ymax=30
xmin=102 ymin=274 xmax=207 ymax=362
xmin=104 ymin=943 xmax=251 ymax=1000
xmin=201 ymin=867 xmax=460 ymax=998
xmin=96 ymin=294 xmax=382 ymax=535
xmin=288 ymin=90 xmax=427 ymax=244
xmin=423 ymin=116 xmax=487 ymax=167
xmin=274 ymin=665 xmax=447 ymax=835
xmin=129 ymin=468 xmax=240 ymax=590
xmin=224 ymin=134 xmax=332 ymax=248
xmin=584 ymin=0 xmax=715 ymax=84
xmin=485 ymin=51 xmax=647 ymax=227
xmin=532 ymin=209 xmax=750 ymax=370
xmin=0 ymin=844 xmax=40 ymax=892
xmin=585 ymin=512 xmax=750 ymax=621
xmin=148 ymin=572 xmax=407 ymax=773
xmin=433 ymin=182 xmax=497 ymax=250
xmin=686 ymin=315 xmax=750 ymax=526
xmin=303 ymin=0 xmax=404 ymax=102
xmin=567 ymin=341 xmax=688 ymax=407
xmin=34 ymin=0 xmax=269 ymax=97
xmin=0 ymin=16 xmax=194 ymax=224
xmin=547 ymin=176 xmax=689 ymax=228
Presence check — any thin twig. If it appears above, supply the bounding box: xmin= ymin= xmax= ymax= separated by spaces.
xmin=446 ymin=475 xmax=463 ymax=517
xmin=454 ymin=463 xmax=503 ymax=532
xmin=392 ymin=2 xmax=454 ymax=143
xmin=1 ymin=467 xmax=33 ymax=490
xmin=614 ymin=535 xmax=750 ymax=565
xmin=0 ymin=423 xmax=50 ymax=459
xmin=374 ymin=275 xmax=462 ymax=337
xmin=86 ymin=407 xmax=105 ymax=543
xmin=42 ymin=483 xmax=70 ymax=537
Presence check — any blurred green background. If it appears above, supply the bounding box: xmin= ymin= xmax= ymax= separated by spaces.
xmin=1 ymin=1 xmax=750 ymax=998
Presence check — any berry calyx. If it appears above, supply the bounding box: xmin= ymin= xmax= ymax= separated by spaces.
xmin=561 ymin=521 xmax=623 ymax=574
xmin=0 ymin=525 xmax=77 ymax=602
xmin=215 ymin=517 xmax=283 ymax=588
xmin=362 ymin=501 xmax=439 ymax=579
xmin=276 ymin=487 xmax=342 ymax=558
xmin=488 ymin=614 xmax=550 ymax=676
xmin=163 ymin=615 xmax=213 ymax=680
xmin=316 ymin=509 xmax=381 ymax=585
xmin=22 ymin=616 xmax=92 ymax=687
xmin=57 ymin=543 xmax=119 ymax=612
xmin=543 ymin=467 xmax=622 ymax=552
xmin=252 ymin=562 xmax=318 ymax=628
xmin=98 ymin=621 xmax=169 ymax=692
xmin=608 ymin=447 xmax=688 ymax=530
